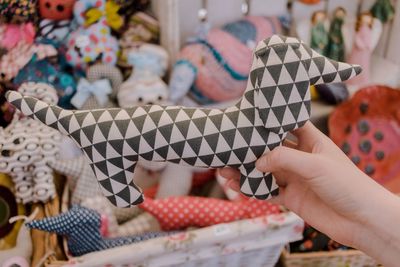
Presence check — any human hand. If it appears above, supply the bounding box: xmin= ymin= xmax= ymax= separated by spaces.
xmin=220 ymin=122 xmax=400 ymax=254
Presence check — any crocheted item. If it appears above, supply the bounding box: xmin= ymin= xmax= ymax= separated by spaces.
xmin=7 ymin=35 xmax=362 ymax=207
xmin=139 ymin=197 xmax=281 ymax=231
xmin=25 ymin=205 xmax=172 ymax=256
xmin=169 ymin=16 xmax=282 ymax=104
xmin=0 ymin=83 xmax=61 ymax=203
xmin=39 ymin=0 xmax=75 ymax=20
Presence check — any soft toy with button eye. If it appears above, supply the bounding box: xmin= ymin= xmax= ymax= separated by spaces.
xmin=39 ymin=0 xmax=76 ymax=20
xmin=0 ymin=83 xmax=62 ymax=204
xmin=117 ymin=44 xmax=169 ymax=108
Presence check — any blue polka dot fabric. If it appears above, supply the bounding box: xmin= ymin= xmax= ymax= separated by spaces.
xmin=25 ymin=205 xmax=172 ymax=256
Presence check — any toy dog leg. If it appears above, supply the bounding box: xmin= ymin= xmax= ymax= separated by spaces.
xmin=239 ymin=164 xmax=279 ymax=199
xmin=90 ymin=161 xmax=143 ymax=207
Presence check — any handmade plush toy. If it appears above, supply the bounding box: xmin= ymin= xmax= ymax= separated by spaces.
xmin=0 ymin=42 xmax=57 ymax=82
xmin=118 ymin=45 xmax=169 ymax=108
xmin=39 ymin=0 xmax=75 ymax=20
xmin=169 ymin=16 xmax=282 ymax=105
xmin=65 ymin=18 xmax=119 ymax=68
xmin=1 ymin=83 xmax=62 ymax=203
xmin=13 ymin=58 xmax=77 ymax=109
xmin=26 ymin=205 xmax=172 ymax=256
xmin=82 ymin=196 xmax=160 ymax=237
xmin=7 ymin=35 xmax=362 ymax=207
xmin=139 ymin=197 xmax=281 ymax=231
xmin=0 ymin=23 xmax=35 ymax=50
xmin=37 ymin=19 xmax=72 ymax=43
xmin=71 ymin=63 xmax=123 ymax=109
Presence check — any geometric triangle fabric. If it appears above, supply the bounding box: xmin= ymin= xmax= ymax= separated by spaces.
xmin=6 ymin=34 xmax=362 ymax=207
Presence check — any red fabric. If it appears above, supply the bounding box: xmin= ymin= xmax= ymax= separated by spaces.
xmin=139 ymin=196 xmax=281 ymax=230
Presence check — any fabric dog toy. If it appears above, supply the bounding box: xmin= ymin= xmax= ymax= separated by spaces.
xmin=7 ymin=35 xmax=362 ymax=207
xmin=1 ymin=83 xmax=62 ymax=203
xmin=25 ymin=205 xmax=172 ymax=256
xmin=139 ymin=197 xmax=281 ymax=231
xmin=71 ymin=63 xmax=123 ymax=109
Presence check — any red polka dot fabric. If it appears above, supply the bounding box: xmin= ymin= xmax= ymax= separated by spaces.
xmin=139 ymin=196 xmax=281 ymax=231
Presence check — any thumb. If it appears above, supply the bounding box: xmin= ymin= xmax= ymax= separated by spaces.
xmin=256 ymin=146 xmax=319 ymax=178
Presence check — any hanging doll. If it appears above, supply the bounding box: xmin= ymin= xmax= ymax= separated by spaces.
xmin=310 ymin=10 xmax=329 ymax=55
xmin=347 ymin=12 xmax=375 ymax=88
xmin=326 ymin=7 xmax=347 ymax=62
xmin=371 ymin=0 xmax=395 ymax=23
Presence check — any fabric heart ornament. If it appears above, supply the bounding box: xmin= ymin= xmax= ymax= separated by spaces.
xmin=139 ymin=196 xmax=281 ymax=231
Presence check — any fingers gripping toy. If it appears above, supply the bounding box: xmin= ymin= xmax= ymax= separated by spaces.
xmin=6 ymin=35 xmax=362 ymax=207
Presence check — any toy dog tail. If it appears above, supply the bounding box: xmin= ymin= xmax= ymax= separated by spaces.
xmin=6 ymin=90 xmax=75 ymax=136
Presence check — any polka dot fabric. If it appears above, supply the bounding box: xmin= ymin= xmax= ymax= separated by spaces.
xmin=139 ymin=197 xmax=281 ymax=231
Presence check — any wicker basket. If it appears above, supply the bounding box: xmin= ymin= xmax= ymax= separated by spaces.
xmin=281 ymin=248 xmax=379 ymax=267
xmin=44 ymin=181 xmax=304 ymax=267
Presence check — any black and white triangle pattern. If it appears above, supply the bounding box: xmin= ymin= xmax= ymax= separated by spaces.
xmin=7 ymin=35 xmax=362 ymax=207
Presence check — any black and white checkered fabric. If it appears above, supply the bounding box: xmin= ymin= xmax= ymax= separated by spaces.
xmin=7 ymin=35 xmax=362 ymax=207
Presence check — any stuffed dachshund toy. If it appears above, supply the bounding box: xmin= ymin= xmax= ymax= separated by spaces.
xmin=25 ymin=205 xmax=173 ymax=256
xmin=7 ymin=35 xmax=362 ymax=207
xmin=1 ymin=83 xmax=62 ymax=203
